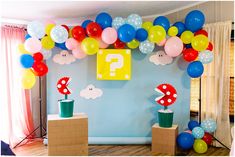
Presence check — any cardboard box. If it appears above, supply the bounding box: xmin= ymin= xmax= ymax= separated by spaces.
xmin=48 ymin=113 xmax=88 ymax=156
xmin=152 ymin=123 xmax=178 ymax=156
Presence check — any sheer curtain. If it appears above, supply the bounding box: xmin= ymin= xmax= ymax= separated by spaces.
xmin=0 ymin=26 xmax=34 ymax=147
xmin=202 ymin=21 xmax=232 ymax=147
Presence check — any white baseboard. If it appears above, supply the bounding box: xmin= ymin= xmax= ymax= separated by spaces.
xmin=88 ymin=137 xmax=152 ymax=144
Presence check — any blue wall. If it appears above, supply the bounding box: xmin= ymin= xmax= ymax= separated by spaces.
xmin=47 ymin=47 xmax=190 ymax=142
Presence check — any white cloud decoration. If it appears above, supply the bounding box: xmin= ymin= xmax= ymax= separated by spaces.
xmin=80 ymin=84 xmax=103 ymax=99
xmin=53 ymin=50 xmax=76 ymax=65
xmin=149 ymin=50 xmax=173 ymax=65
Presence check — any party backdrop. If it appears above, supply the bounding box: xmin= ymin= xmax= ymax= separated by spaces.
xmin=47 ymin=46 xmax=190 ymax=144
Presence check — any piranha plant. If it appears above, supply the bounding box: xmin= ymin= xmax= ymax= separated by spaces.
xmin=57 ymin=77 xmax=74 ymax=118
xmin=154 ymin=83 xmax=177 ymax=128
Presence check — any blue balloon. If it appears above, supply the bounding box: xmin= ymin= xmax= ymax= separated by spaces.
xmin=187 ymin=61 xmax=204 ymax=78
xmin=199 ymin=50 xmax=214 ymax=64
xmin=55 ymin=42 xmax=68 ymax=50
xmin=139 ymin=40 xmax=155 ymax=54
xmin=135 ymin=28 xmax=148 ymax=42
xmin=153 ymin=16 xmax=170 ymax=31
xmin=82 ymin=20 xmax=92 ymax=29
xmin=192 ymin=127 xmax=205 ymax=139
xmin=118 ymin=24 xmax=136 ymax=43
xmin=185 ymin=44 xmax=192 ymax=49
xmin=20 ymin=54 xmax=34 ymax=68
xmin=25 ymin=34 xmax=31 ymax=40
xmin=173 ymin=22 xmax=186 ymax=36
xmin=185 ymin=10 xmax=205 ymax=32
xmin=177 ymin=132 xmax=194 ymax=150
xmin=112 ymin=17 xmax=126 ymax=30
xmin=201 ymin=119 xmax=217 ymax=133
xmin=188 ymin=120 xmax=200 ymax=130
xmin=95 ymin=12 xmax=112 ymax=29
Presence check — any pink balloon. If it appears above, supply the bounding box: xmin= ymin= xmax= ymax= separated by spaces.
xmin=101 ymin=27 xmax=117 ymax=44
xmin=184 ymin=130 xmax=192 ymax=134
xmin=24 ymin=37 xmax=42 ymax=53
xmin=157 ymin=38 xmax=166 ymax=46
xmin=72 ymin=45 xmax=87 ymax=59
xmin=45 ymin=19 xmax=56 ymax=25
xmin=97 ymin=38 xmax=109 ymax=49
xmin=65 ymin=38 xmax=79 ymax=50
xmin=164 ymin=36 xmax=183 ymax=57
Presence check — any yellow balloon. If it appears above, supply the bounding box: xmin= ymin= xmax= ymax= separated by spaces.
xmin=45 ymin=24 xmax=55 ymax=36
xmin=127 ymin=39 xmax=139 ymax=49
xmin=41 ymin=36 xmax=55 ymax=50
xmin=18 ymin=44 xmax=31 ymax=54
xmin=191 ymin=35 xmax=209 ymax=51
xmin=81 ymin=37 xmax=99 ymax=55
xmin=168 ymin=26 xmax=178 ymax=37
xmin=148 ymin=26 xmax=166 ymax=43
xmin=180 ymin=31 xmax=194 ymax=44
xmin=21 ymin=69 xmax=36 ymax=89
xmin=193 ymin=139 xmax=208 ymax=154
xmin=142 ymin=21 xmax=153 ymax=31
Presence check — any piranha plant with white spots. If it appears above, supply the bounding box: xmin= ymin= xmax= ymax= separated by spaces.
xmin=154 ymin=83 xmax=177 ymax=128
xmin=57 ymin=77 xmax=72 ymax=99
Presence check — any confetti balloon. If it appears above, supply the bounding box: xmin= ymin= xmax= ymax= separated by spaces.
xmin=139 ymin=40 xmax=155 ymax=54
xmin=126 ymin=14 xmax=142 ymax=30
xmin=201 ymin=119 xmax=217 ymax=133
xmin=50 ymin=25 xmax=68 ymax=43
xmin=27 ymin=21 xmax=45 ymax=39
xmin=41 ymin=49 xmax=52 ymax=60
xmin=112 ymin=17 xmax=125 ymax=30
xmin=192 ymin=127 xmax=205 ymax=139
xmin=199 ymin=50 xmax=214 ymax=64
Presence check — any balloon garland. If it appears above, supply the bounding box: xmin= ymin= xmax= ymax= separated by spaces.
xmin=19 ymin=10 xmax=214 ymax=89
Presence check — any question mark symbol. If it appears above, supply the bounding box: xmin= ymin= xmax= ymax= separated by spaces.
xmin=105 ymin=54 xmax=124 ymax=76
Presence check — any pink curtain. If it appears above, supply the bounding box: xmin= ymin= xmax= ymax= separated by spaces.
xmin=0 ymin=26 xmax=34 ymax=147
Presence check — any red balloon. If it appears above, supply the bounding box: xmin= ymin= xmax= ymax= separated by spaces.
xmin=71 ymin=26 xmax=86 ymax=42
xmin=202 ymin=132 xmax=213 ymax=145
xmin=61 ymin=24 xmax=70 ymax=33
xmin=32 ymin=61 xmax=48 ymax=76
xmin=183 ymin=48 xmax=198 ymax=62
xmin=194 ymin=29 xmax=208 ymax=37
xmin=86 ymin=22 xmax=102 ymax=38
xmin=206 ymin=42 xmax=213 ymax=51
xmin=113 ymin=39 xmax=125 ymax=49
xmin=33 ymin=52 xmax=43 ymax=61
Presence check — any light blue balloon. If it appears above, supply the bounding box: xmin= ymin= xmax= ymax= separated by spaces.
xmin=41 ymin=49 xmax=52 ymax=60
xmin=192 ymin=127 xmax=205 ymax=139
xmin=50 ymin=25 xmax=68 ymax=43
xmin=126 ymin=14 xmax=142 ymax=30
xmin=112 ymin=17 xmax=126 ymax=30
xmin=199 ymin=50 xmax=213 ymax=64
xmin=139 ymin=40 xmax=155 ymax=54
xmin=27 ymin=21 xmax=45 ymax=39
xmin=201 ymin=119 xmax=217 ymax=133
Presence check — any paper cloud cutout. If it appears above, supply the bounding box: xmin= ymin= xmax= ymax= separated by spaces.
xmin=80 ymin=84 xmax=103 ymax=99
xmin=149 ymin=50 xmax=173 ymax=65
xmin=53 ymin=50 xmax=76 ymax=65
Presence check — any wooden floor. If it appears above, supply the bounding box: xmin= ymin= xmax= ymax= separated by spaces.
xmin=13 ymin=139 xmax=230 ymax=156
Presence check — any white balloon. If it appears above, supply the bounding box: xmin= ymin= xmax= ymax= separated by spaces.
xmin=27 ymin=21 xmax=45 ymax=39
xmin=41 ymin=49 xmax=52 ymax=60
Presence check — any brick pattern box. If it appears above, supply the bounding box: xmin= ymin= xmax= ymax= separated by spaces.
xmin=48 ymin=113 xmax=88 ymax=156
xmin=152 ymin=123 xmax=178 ymax=156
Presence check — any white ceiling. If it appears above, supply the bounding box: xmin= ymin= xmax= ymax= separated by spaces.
xmin=1 ymin=1 xmax=205 ymax=25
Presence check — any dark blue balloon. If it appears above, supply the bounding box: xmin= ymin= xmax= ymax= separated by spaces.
xmin=185 ymin=44 xmax=192 ymax=48
xmin=25 ymin=34 xmax=31 ymax=40
xmin=118 ymin=24 xmax=136 ymax=43
xmin=82 ymin=20 xmax=92 ymax=29
xmin=95 ymin=12 xmax=112 ymax=29
xmin=153 ymin=16 xmax=170 ymax=31
xmin=188 ymin=120 xmax=200 ymax=130
xmin=187 ymin=61 xmax=204 ymax=78
xmin=55 ymin=42 xmax=68 ymax=50
xmin=20 ymin=54 xmax=34 ymax=68
xmin=173 ymin=22 xmax=186 ymax=36
xmin=185 ymin=10 xmax=205 ymax=32
xmin=177 ymin=132 xmax=194 ymax=150
xmin=135 ymin=28 xmax=148 ymax=42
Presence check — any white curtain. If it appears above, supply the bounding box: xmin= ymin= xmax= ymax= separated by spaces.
xmin=202 ymin=21 xmax=232 ymax=147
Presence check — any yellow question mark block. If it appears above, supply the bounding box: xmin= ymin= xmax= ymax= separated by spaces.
xmin=97 ymin=49 xmax=131 ymax=80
